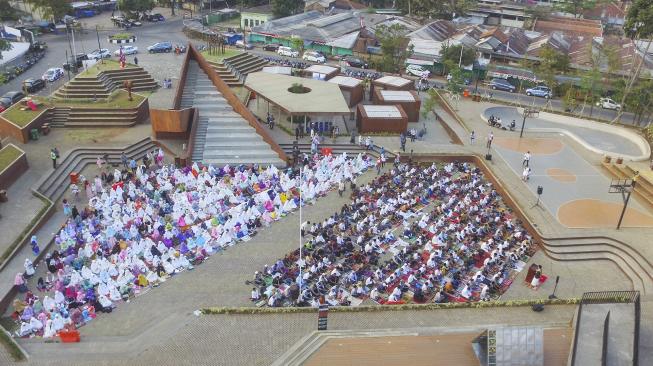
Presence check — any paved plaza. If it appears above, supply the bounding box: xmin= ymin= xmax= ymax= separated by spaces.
xmin=2 ymin=25 xmax=653 ymax=364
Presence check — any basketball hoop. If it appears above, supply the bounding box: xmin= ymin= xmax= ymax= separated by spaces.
xmin=518 ymin=108 xmax=539 ymax=138
xmin=609 ymin=178 xmax=636 ymax=229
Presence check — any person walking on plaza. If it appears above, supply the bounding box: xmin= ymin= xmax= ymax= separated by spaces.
xmin=365 ymin=136 xmax=372 ymax=150
xmin=522 ymin=151 xmax=531 ymax=167
xmin=30 ymin=235 xmax=39 ymax=256
xmin=50 ymin=149 xmax=57 ymax=169
xmin=295 ymin=127 xmax=300 ymax=141
xmin=470 ymin=130 xmax=475 ymax=145
xmin=486 ymin=131 xmax=494 ymax=149
xmin=400 ymin=133 xmax=406 ymax=152
xmin=134 ymin=56 xmax=138 ymax=65
xmin=338 ymin=180 xmax=345 ymax=197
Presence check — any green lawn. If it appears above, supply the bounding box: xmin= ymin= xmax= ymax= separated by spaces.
xmin=0 ymin=145 xmax=22 ymax=171
xmin=201 ymin=48 xmax=242 ymax=64
xmin=79 ymin=59 xmax=138 ymax=77
xmin=0 ymin=103 xmax=47 ymax=127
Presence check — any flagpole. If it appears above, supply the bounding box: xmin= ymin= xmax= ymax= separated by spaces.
xmin=298 ymin=164 xmax=303 ymax=295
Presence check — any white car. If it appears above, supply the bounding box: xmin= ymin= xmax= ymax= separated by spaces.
xmin=87 ymin=48 xmax=111 ymax=60
xmin=277 ymin=46 xmax=299 ymax=58
xmin=42 ymin=67 xmax=64 ymax=82
xmin=406 ymin=64 xmax=430 ymax=78
xmin=302 ymin=51 xmax=326 ymax=63
xmin=114 ymin=45 xmax=138 ymax=56
xmin=596 ymin=97 xmax=621 ymax=111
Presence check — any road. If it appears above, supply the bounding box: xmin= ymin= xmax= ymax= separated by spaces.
xmin=0 ymin=15 xmax=189 ymax=95
xmin=2 ymin=18 xmax=645 ymax=128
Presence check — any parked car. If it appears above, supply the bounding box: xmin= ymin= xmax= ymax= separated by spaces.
xmin=596 ymin=97 xmax=621 ymax=111
xmin=302 ymin=51 xmax=326 ymax=63
xmin=147 ymin=42 xmax=172 ymax=53
xmin=87 ymin=48 xmax=111 ymax=60
xmin=42 ymin=67 xmax=64 ymax=82
xmin=406 ymin=64 xmax=430 ymax=78
xmin=114 ymin=45 xmax=138 ymax=56
xmin=235 ymin=40 xmax=253 ymax=50
xmin=343 ymin=56 xmax=367 ymax=69
xmin=147 ymin=13 xmax=165 ymax=22
xmin=128 ymin=19 xmax=142 ymax=26
xmin=22 ymin=78 xmax=46 ymax=93
xmin=489 ymin=78 xmax=516 ymax=92
xmin=63 ymin=53 xmax=88 ymax=71
xmin=526 ymin=85 xmax=552 ymax=98
xmin=0 ymin=91 xmax=26 ymax=112
xmin=263 ymin=43 xmax=281 ymax=52
xmin=277 ymin=46 xmax=299 ymax=58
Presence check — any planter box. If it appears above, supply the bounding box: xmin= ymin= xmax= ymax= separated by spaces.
xmin=0 ymin=144 xmax=29 ymax=189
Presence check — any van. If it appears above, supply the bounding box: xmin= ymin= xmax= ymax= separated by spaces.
xmin=277 ymin=46 xmax=299 ymax=58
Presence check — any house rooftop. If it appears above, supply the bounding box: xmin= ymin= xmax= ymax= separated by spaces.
xmin=242 ymin=4 xmax=274 ymax=14
xmin=534 ymin=16 xmax=602 ymax=37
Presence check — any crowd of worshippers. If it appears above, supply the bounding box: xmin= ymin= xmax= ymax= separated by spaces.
xmin=9 ymin=153 xmax=372 ymax=338
xmin=250 ymin=161 xmax=535 ymax=307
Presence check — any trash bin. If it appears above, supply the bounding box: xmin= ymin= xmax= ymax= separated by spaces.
xmin=0 ymin=190 xmax=7 ymax=202
xmin=41 ymin=123 xmax=51 ymax=135
xmin=463 ymin=89 xmax=470 ymax=98
xmin=30 ymin=129 xmax=40 ymax=140
xmin=69 ymin=172 xmax=79 ymax=184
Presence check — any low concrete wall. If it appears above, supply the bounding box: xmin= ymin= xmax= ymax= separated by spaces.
xmin=0 ymin=144 xmax=28 ymax=189
xmin=174 ymin=48 xmax=193 ymax=110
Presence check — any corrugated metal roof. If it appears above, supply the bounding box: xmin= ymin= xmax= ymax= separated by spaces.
xmin=407 ymin=20 xmax=456 ymax=41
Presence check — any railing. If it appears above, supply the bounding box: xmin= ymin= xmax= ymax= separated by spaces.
xmin=602 ymin=311 xmax=610 ymax=366
xmin=570 ymin=291 xmax=640 ymax=366
xmin=183 ymin=107 xmax=199 ymax=164
xmin=173 ymin=43 xmax=193 ymax=110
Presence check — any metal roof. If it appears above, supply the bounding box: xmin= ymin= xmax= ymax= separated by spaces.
xmin=363 ymin=105 xmax=403 ymax=118
xmin=328 ymin=75 xmax=362 ymax=87
xmin=305 ymin=64 xmax=339 ymax=74
xmin=379 ymin=90 xmax=416 ymax=102
xmin=375 ymin=75 xmax=412 ymax=87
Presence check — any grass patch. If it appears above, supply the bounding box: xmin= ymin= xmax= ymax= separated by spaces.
xmin=109 ymin=32 xmax=134 ymax=40
xmin=201 ymin=48 xmax=242 ymax=63
xmin=0 ymin=145 xmax=22 ymax=171
xmin=0 ymin=191 xmax=51 ymax=265
xmin=0 ymin=326 xmax=25 ymax=361
xmin=0 ymin=103 xmax=47 ymax=127
xmin=41 ymin=90 xmax=146 ymax=109
xmin=79 ymin=59 xmax=137 ymax=77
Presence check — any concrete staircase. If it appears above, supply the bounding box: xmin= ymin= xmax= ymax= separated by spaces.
xmin=223 ymin=52 xmax=268 ymax=76
xmin=207 ymin=60 xmax=242 ymax=87
xmin=601 ymin=161 xmax=653 ymax=209
xmin=54 ymin=67 xmax=157 ymax=100
xmin=34 ymin=138 xmax=157 ymax=200
xmin=181 ymin=60 xmax=284 ymax=167
xmin=540 ymin=237 xmax=653 ymax=295
xmin=47 ymin=107 xmax=70 ymax=128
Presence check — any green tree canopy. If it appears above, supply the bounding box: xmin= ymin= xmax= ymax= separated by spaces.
xmin=374 ymin=23 xmax=413 ymax=73
xmin=0 ymin=39 xmax=12 ymax=60
xmin=624 ymin=0 xmax=653 ymax=38
xmin=118 ymin=0 xmax=154 ymax=19
xmin=536 ymin=45 xmax=569 ymax=87
xmin=554 ymin=0 xmax=600 ymax=19
xmin=394 ymin=0 xmax=471 ymax=19
xmin=0 ymin=0 xmax=18 ymax=21
xmin=271 ymin=0 xmax=302 ymax=17
xmin=440 ymin=44 xmax=476 ymax=67
xmin=290 ymin=37 xmax=304 ymax=53
xmin=27 ymin=0 xmax=71 ymax=21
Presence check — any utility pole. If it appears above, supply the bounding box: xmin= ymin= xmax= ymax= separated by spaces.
xmin=458 ymin=44 xmax=464 ymax=68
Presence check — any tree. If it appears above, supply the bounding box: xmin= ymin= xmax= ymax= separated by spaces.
xmin=554 ymin=0 xmax=599 ymax=19
xmin=395 ymin=0 xmax=471 ymax=19
xmin=0 ymin=39 xmax=12 ymax=60
xmin=614 ymin=0 xmax=653 ymax=123
xmin=290 ymin=37 xmax=304 ymax=54
xmin=0 ymin=0 xmax=18 ymax=21
xmin=439 ymin=44 xmax=475 ymax=68
xmin=118 ymin=0 xmax=154 ymax=19
xmin=374 ymin=23 xmax=413 ymax=73
xmin=444 ymin=60 xmax=464 ymax=94
xmin=271 ymin=0 xmax=302 ymax=17
xmin=536 ymin=45 xmax=569 ymax=88
xmin=27 ymin=0 xmax=71 ymax=21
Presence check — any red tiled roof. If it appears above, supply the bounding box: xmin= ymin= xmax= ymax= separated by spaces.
xmin=584 ymin=2 xmax=625 ymax=20
xmin=534 ymin=16 xmax=603 ymax=37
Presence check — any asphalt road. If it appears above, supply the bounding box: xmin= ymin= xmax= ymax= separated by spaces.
xmin=0 ymin=16 xmax=189 ymax=95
